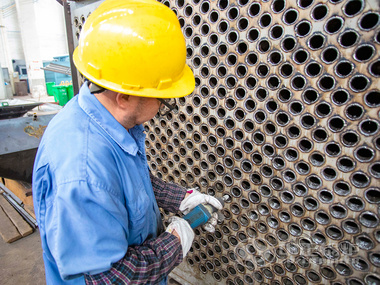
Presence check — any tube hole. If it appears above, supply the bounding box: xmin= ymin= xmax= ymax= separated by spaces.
xmin=330 ymin=204 xmax=347 ymax=219
xmin=296 ymin=161 xmax=310 ymax=175
xmin=292 ymin=75 xmax=307 ymax=90
xmin=284 ymin=148 xmax=299 ymax=161
xmin=335 ymin=61 xmax=354 ymax=77
xmin=247 ymin=28 xmax=259 ymax=42
xmin=282 ymin=37 xmax=297 ymax=52
xmin=258 ymin=40 xmax=270 ymax=53
xmin=218 ymin=20 xmax=229 ymax=34
xmin=355 ymin=235 xmax=374 ymax=250
xmin=293 ymin=49 xmax=309 ymax=64
xmin=295 ymin=20 xmax=311 ymax=37
xmin=270 ymin=25 xmax=284 ymax=40
xmin=359 ymin=12 xmax=380 ymax=30
xmin=325 ymin=16 xmax=344 ymax=34
xmin=331 ymin=89 xmax=350 ymax=106
xmin=306 ymin=175 xmax=322 ymax=190
xmin=326 ymin=225 xmax=343 ymax=240
xmin=257 ymin=64 xmax=269 ymax=77
xmin=354 ymin=146 xmax=375 ymax=162
xmin=227 ymin=6 xmax=239 ymax=20
xmin=341 ymin=131 xmax=359 ymax=147
xmin=312 ymin=232 xmax=326 ymax=245
xmin=315 ymin=210 xmax=330 ymax=224
xmin=370 ymin=60 xmax=380 ymax=77
xmin=359 ymin=211 xmax=379 ymax=228
xmin=349 ymin=75 xmax=370 ymax=93
xmin=301 ymin=218 xmax=316 ymax=231
xmin=318 ymin=75 xmax=335 ymax=91
xmin=328 ymin=116 xmax=345 ymax=133
xmin=364 ymin=188 xmax=380 ymax=204
xmin=308 ymin=34 xmax=325 ymax=50
xmin=246 ymin=52 xmax=258 ymax=66
xmin=359 ymin=119 xmax=379 ymax=136
xmin=280 ymin=63 xmax=294 ymax=77
xmin=312 ymin=128 xmax=328 ymax=142
xmin=300 ymin=114 xmax=316 ymax=129
xmin=339 ymin=30 xmax=359 ymax=48
xmin=343 ymin=0 xmax=364 ymax=17
xmin=291 ymin=204 xmax=305 ymax=217
xmin=259 ymin=13 xmax=272 ymax=28
xmin=298 ymin=138 xmax=313 ymax=152
xmin=346 ymin=195 xmax=365 ymax=211
xmin=293 ymin=183 xmax=308 ymax=197
xmin=283 ymin=9 xmax=298 ymax=25
xmin=312 ymin=4 xmax=328 ymax=21
xmin=322 ymin=46 xmax=339 ymax=64
xmin=335 ymin=262 xmax=352 ymax=276
xmin=333 ymin=181 xmax=351 ymax=196
xmin=298 ymin=0 xmax=313 ymax=9
xmin=305 ymin=62 xmax=322 ymax=77
xmin=278 ymin=88 xmax=292 ymax=102
xmin=237 ymin=18 xmax=249 ymax=31
xmin=354 ymin=45 xmax=375 ymax=62
xmin=283 ymin=169 xmax=296 ymax=182
xmin=310 ymin=152 xmax=325 ymax=166
xmin=322 ymin=167 xmax=337 ymax=180
xmin=227 ymin=30 xmax=238 ymax=44
xmin=337 ymin=156 xmax=356 ymax=172
xmin=248 ymin=2 xmax=261 ymax=17
xmin=209 ymin=10 xmax=219 ymax=23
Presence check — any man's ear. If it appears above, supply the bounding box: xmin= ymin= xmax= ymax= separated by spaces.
xmin=115 ymin=93 xmax=130 ymax=109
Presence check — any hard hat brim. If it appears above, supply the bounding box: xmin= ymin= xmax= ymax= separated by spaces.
xmin=74 ymin=48 xmax=195 ymax=99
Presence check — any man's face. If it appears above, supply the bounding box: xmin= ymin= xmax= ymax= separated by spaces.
xmin=133 ymin=97 xmax=161 ymax=125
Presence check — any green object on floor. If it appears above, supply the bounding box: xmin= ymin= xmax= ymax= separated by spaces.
xmin=52 ymin=85 xmax=69 ymax=106
xmin=66 ymin=85 xmax=74 ymax=100
xmin=46 ymin=82 xmax=55 ymax=96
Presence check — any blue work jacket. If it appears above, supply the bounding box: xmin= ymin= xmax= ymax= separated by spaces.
xmin=33 ymin=84 xmax=163 ymax=284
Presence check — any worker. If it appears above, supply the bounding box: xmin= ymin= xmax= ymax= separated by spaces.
xmin=32 ymin=0 xmax=223 ymax=284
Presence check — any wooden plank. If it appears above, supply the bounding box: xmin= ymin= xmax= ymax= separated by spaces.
xmin=0 ymin=206 xmax=21 ymax=243
xmin=0 ymin=195 xmax=33 ymax=237
xmin=3 ymin=179 xmax=33 ymax=206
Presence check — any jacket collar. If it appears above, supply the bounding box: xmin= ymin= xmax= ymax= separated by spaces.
xmin=78 ymin=83 xmax=145 ymax=156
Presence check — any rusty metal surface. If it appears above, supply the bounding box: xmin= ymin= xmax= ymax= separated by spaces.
xmin=0 ymin=114 xmax=55 ymax=182
xmin=71 ymin=0 xmax=379 ymax=284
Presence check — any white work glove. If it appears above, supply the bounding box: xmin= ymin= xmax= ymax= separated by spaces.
xmin=179 ymin=188 xmax=223 ymax=215
xmin=179 ymin=188 xmax=224 ymax=233
xmin=166 ymin=216 xmax=195 ymax=258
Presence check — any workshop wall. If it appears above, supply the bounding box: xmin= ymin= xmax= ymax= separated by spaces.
xmin=0 ymin=0 xmax=68 ymax=95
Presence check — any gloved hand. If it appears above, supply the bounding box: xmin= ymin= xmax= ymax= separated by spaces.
xmin=179 ymin=188 xmax=224 ymax=233
xmin=166 ymin=216 xmax=195 ymax=258
xmin=179 ymin=188 xmax=223 ymax=215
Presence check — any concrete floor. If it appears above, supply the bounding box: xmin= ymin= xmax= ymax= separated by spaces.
xmin=0 ymin=230 xmax=45 ymax=285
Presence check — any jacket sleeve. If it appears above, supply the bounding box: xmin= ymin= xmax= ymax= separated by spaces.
xmin=84 ymin=232 xmax=182 ymax=284
xmin=37 ymin=177 xmax=181 ymax=283
xmin=149 ymin=172 xmax=187 ymax=213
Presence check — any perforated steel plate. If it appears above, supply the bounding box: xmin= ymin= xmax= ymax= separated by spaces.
xmin=145 ymin=0 xmax=380 ymax=284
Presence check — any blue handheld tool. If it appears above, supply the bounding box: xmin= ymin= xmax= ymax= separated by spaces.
xmin=183 ymin=197 xmax=225 ymax=229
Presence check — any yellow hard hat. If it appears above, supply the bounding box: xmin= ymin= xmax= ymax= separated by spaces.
xmin=73 ymin=0 xmax=195 ymax=98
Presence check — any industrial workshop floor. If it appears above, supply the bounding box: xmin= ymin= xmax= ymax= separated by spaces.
xmin=0 ymin=230 xmax=45 ymax=284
